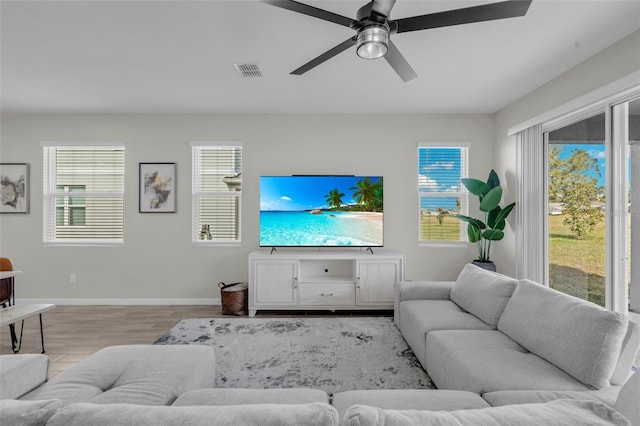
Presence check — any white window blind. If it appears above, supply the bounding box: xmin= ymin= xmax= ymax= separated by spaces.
xmin=418 ymin=144 xmax=468 ymax=242
xmin=43 ymin=145 xmax=125 ymax=244
xmin=192 ymin=144 xmax=242 ymax=243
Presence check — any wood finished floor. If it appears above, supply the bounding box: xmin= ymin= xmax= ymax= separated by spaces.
xmin=0 ymin=305 xmax=391 ymax=378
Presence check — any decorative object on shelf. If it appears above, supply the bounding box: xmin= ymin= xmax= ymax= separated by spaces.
xmin=139 ymin=163 xmax=176 ymax=213
xmin=452 ymin=169 xmax=515 ymax=268
xmin=199 ymin=224 xmax=212 ymax=240
xmin=0 ymin=163 xmax=29 ymax=214
xmin=222 ymin=173 xmax=242 ymax=191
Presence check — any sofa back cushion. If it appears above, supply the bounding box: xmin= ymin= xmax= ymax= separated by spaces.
xmin=46 ymin=402 xmax=339 ymax=426
xmin=343 ymin=400 xmax=631 ymax=426
xmin=449 ymin=263 xmax=517 ymax=328
xmin=498 ymin=279 xmax=628 ymax=389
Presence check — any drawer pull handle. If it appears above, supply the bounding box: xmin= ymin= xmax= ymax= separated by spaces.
xmin=320 ymin=293 xmax=334 ymax=296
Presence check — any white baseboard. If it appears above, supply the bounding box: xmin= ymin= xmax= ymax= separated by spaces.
xmin=15 ymin=298 xmax=221 ymax=306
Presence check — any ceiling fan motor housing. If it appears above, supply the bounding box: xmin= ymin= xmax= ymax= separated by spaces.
xmin=356 ymin=23 xmax=390 ymax=59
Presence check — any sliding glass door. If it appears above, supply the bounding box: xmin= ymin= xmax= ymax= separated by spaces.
xmin=546 ymin=113 xmax=606 ymax=306
xmin=545 ymin=97 xmax=639 ymax=311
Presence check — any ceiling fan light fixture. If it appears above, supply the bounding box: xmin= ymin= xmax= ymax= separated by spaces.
xmin=356 ymin=24 xmax=389 ymax=60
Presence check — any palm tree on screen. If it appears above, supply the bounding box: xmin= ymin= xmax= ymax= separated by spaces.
xmin=350 ymin=177 xmax=383 ymax=211
xmin=324 ymin=188 xmax=345 ymax=209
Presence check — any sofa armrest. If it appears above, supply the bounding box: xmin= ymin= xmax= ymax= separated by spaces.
xmin=394 ymin=281 xmax=454 ymax=325
xmin=0 ymin=354 xmax=50 ymax=399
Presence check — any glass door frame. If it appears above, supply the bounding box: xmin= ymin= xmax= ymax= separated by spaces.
xmin=541 ymin=91 xmax=638 ymax=313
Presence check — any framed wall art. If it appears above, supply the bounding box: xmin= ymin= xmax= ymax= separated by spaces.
xmin=139 ymin=162 xmax=176 ymax=213
xmin=0 ymin=163 xmax=29 ymax=214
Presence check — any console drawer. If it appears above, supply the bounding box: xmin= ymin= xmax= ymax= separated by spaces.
xmin=298 ymin=283 xmax=355 ymax=306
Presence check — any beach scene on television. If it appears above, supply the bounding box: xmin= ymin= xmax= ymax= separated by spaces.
xmin=260 ymin=176 xmax=383 ymax=247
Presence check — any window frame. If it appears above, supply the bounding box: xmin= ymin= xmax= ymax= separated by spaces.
xmin=417 ymin=142 xmax=469 ymax=246
xmin=191 ymin=142 xmax=243 ymax=245
xmin=42 ymin=143 xmax=125 ymax=246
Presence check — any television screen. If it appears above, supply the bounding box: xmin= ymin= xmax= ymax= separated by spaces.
xmin=260 ymin=176 xmax=383 ymax=247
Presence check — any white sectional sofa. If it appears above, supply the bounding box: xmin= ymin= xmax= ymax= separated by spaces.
xmin=394 ymin=264 xmax=640 ymax=403
xmin=1 ymin=349 xmax=637 ymax=425
xmin=1 ymin=265 xmax=639 ymax=425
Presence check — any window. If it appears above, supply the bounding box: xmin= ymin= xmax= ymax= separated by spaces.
xmin=191 ymin=143 xmax=242 ymax=243
xmin=418 ymin=144 xmax=468 ymax=243
xmin=56 ymin=185 xmax=86 ymax=226
xmin=43 ymin=145 xmax=125 ymax=244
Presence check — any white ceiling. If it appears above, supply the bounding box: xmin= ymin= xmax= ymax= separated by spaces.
xmin=1 ymin=0 xmax=639 ymax=114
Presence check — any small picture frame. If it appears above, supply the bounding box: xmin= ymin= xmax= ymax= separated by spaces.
xmin=1 ymin=163 xmax=29 ymax=214
xmin=139 ymin=163 xmax=176 ymax=213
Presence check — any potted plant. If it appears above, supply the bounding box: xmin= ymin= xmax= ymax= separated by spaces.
xmin=452 ymin=169 xmax=515 ymax=271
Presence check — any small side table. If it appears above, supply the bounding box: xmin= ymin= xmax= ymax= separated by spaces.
xmin=0 ymin=304 xmax=56 ymax=353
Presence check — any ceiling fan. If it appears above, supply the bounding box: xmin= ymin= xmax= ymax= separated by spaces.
xmin=263 ymin=0 xmax=533 ymax=82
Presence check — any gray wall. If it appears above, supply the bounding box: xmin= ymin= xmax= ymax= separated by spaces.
xmin=0 ymin=113 xmax=493 ymax=302
xmin=2 ymin=29 xmax=639 ymax=303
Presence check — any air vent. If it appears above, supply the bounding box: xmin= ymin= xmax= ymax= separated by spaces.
xmin=233 ymin=63 xmax=263 ymax=78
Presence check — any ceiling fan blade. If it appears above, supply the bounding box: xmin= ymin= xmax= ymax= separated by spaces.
xmin=392 ymin=0 xmax=532 ymax=34
xmin=291 ymin=37 xmax=357 ymax=75
xmin=263 ymin=0 xmax=358 ymax=29
xmin=384 ymin=40 xmax=417 ymax=82
xmin=371 ymin=0 xmax=397 ymax=18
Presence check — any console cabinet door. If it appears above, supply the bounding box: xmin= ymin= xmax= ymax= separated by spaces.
xmin=252 ymin=260 xmax=298 ymax=307
xmin=356 ymin=259 xmax=401 ymax=305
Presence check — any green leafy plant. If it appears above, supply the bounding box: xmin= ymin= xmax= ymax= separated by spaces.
xmin=452 ymin=170 xmax=516 ymax=262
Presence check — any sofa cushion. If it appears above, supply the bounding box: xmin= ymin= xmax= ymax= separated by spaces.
xmin=482 ymin=389 xmax=605 ymax=406
xmin=399 ymin=300 xmax=492 ymax=367
xmin=498 ymin=279 xmax=628 ymax=389
xmin=0 ymin=354 xmax=50 ymax=399
xmin=173 ymin=388 xmax=329 ymax=405
xmin=343 ymin=399 xmax=631 ymax=426
xmin=0 ymin=399 xmax=62 ymax=426
xmin=614 ymin=370 xmax=639 ymax=426
xmin=46 ymin=402 xmax=339 ymax=426
xmin=332 ymin=389 xmax=489 ymax=423
xmin=425 ymin=330 xmax=589 ymax=394
xmin=449 ymin=263 xmax=517 ymax=328
xmin=22 ymin=344 xmax=216 ymax=406
xmin=483 ymin=384 xmax=623 ymax=408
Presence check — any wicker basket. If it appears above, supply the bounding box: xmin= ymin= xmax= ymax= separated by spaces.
xmin=218 ymin=282 xmax=248 ymax=316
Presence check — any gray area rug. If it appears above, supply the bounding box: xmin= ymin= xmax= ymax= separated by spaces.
xmin=154 ymin=317 xmax=433 ymax=395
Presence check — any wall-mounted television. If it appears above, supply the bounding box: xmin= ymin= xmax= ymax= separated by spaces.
xmin=259 ymin=175 xmax=383 ymax=247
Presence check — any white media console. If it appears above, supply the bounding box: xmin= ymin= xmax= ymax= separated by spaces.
xmin=248 ymin=250 xmax=405 ymax=317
